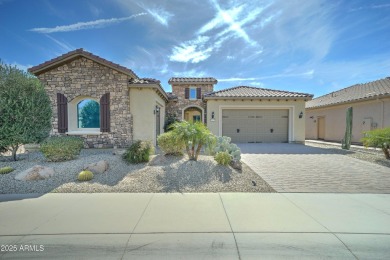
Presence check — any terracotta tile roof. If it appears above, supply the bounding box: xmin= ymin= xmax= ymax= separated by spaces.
xmin=129 ymin=78 xmax=160 ymax=84
xmin=28 ymin=48 xmax=138 ymax=78
xmin=306 ymin=77 xmax=390 ymax=109
xmin=168 ymin=77 xmax=217 ymax=84
xmin=204 ymin=86 xmax=313 ymax=99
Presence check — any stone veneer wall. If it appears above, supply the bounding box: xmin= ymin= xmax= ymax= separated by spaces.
xmin=37 ymin=57 xmax=133 ymax=148
xmin=166 ymin=83 xmax=214 ymax=124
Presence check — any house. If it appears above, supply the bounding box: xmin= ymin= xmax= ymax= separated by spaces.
xmin=29 ymin=49 xmax=313 ymax=147
xmin=305 ymin=77 xmax=390 ymax=143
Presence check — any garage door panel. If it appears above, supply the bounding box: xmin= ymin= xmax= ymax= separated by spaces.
xmin=222 ymin=109 xmax=289 ymax=143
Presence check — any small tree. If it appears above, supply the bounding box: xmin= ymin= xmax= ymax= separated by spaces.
xmin=0 ymin=62 xmax=52 ymax=161
xmin=170 ymin=121 xmax=216 ymax=161
xmin=361 ymin=127 xmax=390 ymax=160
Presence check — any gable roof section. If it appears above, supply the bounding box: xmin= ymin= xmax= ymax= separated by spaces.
xmin=204 ymin=86 xmax=313 ymax=100
xmin=28 ymin=48 xmax=138 ymax=78
xmin=168 ymin=77 xmax=218 ymax=84
xmin=306 ymin=77 xmax=390 ymax=109
xmin=129 ymin=78 xmax=168 ymax=102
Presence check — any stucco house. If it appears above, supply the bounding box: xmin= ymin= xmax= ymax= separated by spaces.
xmin=305 ymin=77 xmax=390 ymax=143
xmin=29 ymin=49 xmax=313 ymax=147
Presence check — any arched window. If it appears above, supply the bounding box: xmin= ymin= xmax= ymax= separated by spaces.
xmin=77 ymin=99 xmax=100 ymax=128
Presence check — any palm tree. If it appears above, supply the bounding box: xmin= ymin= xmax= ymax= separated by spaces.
xmin=171 ymin=121 xmax=216 ymax=161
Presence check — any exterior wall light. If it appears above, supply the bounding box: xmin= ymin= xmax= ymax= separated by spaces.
xmin=299 ymin=111 xmax=303 ymax=119
xmin=211 ymin=111 xmax=215 ymax=121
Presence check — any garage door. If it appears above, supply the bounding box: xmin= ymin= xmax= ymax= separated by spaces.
xmin=222 ymin=109 xmax=289 ymax=143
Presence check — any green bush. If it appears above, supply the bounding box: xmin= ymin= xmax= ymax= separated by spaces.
xmin=215 ymin=151 xmax=232 ymax=166
xmin=123 ymin=140 xmax=154 ymax=163
xmin=77 ymin=170 xmax=93 ymax=181
xmin=0 ymin=166 xmax=14 ymax=174
xmin=40 ymin=136 xmax=84 ymax=162
xmin=361 ymin=127 xmax=390 ymax=159
xmin=157 ymin=132 xmax=185 ymax=155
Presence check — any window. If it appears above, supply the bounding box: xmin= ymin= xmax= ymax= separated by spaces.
xmin=77 ymin=99 xmax=100 ymax=128
xmin=193 ymin=115 xmax=201 ymax=122
xmin=189 ymin=88 xmax=197 ymax=100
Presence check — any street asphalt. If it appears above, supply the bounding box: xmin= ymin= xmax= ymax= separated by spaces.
xmin=0 ymin=193 xmax=389 ymax=259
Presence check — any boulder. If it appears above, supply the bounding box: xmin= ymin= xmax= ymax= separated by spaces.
xmin=230 ymin=160 xmax=242 ymax=171
xmin=15 ymin=165 xmax=55 ymax=181
xmin=83 ymin=160 xmax=109 ymax=174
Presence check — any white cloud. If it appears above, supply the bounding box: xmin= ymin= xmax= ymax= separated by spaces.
xmin=30 ymin=13 xmax=146 ymax=33
xmin=9 ymin=62 xmax=33 ymax=72
xmin=173 ymin=69 xmax=207 ymax=77
xmin=169 ymin=36 xmax=213 ymax=63
xmin=44 ymin=35 xmax=74 ymax=51
xmin=144 ymin=7 xmax=173 ymax=27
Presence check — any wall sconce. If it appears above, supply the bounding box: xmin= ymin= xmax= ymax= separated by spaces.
xmin=211 ymin=111 xmax=215 ymax=121
xmin=154 ymin=106 xmax=160 ymax=114
xmin=309 ymin=116 xmax=314 ymax=119
xmin=299 ymin=112 xmax=303 ymax=119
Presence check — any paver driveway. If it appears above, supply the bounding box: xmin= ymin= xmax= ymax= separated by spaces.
xmin=239 ymin=143 xmax=390 ymax=193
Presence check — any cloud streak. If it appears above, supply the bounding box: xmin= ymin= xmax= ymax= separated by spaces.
xmin=219 ymin=70 xmax=315 ymax=82
xmin=30 ymin=13 xmax=146 ymax=33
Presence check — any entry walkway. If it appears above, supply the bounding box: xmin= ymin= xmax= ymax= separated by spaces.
xmin=239 ymin=143 xmax=390 ymax=193
xmin=0 ymin=193 xmax=390 ymax=259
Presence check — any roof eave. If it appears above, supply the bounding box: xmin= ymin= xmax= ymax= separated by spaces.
xmin=306 ymin=94 xmax=390 ymax=109
xmin=129 ymin=83 xmax=169 ymax=102
xmin=28 ymin=52 xmax=138 ymax=79
xmin=204 ymin=96 xmax=311 ymax=100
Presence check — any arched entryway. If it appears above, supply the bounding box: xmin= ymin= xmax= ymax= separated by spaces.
xmin=182 ymin=105 xmax=204 ymax=123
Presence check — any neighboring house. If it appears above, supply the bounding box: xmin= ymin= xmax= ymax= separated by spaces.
xmin=306 ymin=77 xmax=390 ymax=143
xmin=29 ymin=49 xmax=313 ymax=147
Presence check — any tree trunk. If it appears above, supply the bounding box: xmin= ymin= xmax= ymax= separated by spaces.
xmin=11 ymin=145 xmax=18 ymax=161
xmin=194 ymin=143 xmax=203 ymax=161
xmin=185 ymin=145 xmax=191 ymax=159
xmin=383 ymin=146 xmax=390 ymax=160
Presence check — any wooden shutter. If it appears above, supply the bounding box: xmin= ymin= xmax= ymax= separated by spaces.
xmin=57 ymin=93 xmax=68 ymax=133
xmin=197 ymin=88 xmax=201 ymax=99
xmin=185 ymin=88 xmax=189 ymax=99
xmin=100 ymin=93 xmax=110 ymax=132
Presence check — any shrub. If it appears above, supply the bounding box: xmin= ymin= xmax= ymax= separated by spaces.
xmin=123 ymin=140 xmax=154 ymax=163
xmin=157 ymin=132 xmax=185 ymax=155
xmin=164 ymin=113 xmax=179 ymax=132
xmin=215 ymin=151 xmax=232 ymax=166
xmin=77 ymin=170 xmax=93 ymax=181
xmin=214 ymin=136 xmax=241 ymax=162
xmin=40 ymin=136 xmax=84 ymax=162
xmin=0 ymin=166 xmax=14 ymax=174
xmin=170 ymin=121 xmax=216 ymax=161
xmin=361 ymin=127 xmax=390 ymax=159
xmin=0 ymin=62 xmax=52 ymax=161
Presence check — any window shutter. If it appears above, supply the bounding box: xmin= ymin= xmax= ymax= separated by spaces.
xmin=185 ymin=88 xmax=189 ymax=99
xmin=100 ymin=93 xmax=110 ymax=132
xmin=197 ymin=88 xmax=201 ymax=99
xmin=57 ymin=93 xmax=68 ymax=133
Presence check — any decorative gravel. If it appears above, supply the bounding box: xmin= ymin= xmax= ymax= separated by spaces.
xmin=0 ymin=149 xmax=275 ymax=194
xmin=305 ymin=142 xmax=390 ymax=168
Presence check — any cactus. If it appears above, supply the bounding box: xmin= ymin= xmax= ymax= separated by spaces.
xmin=77 ymin=170 xmax=94 ymax=181
xmin=215 ymin=151 xmax=232 ymax=166
xmin=214 ymin=136 xmax=241 ymax=163
xmin=0 ymin=166 xmax=14 ymax=174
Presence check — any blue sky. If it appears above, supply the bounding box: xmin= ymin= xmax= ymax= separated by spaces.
xmin=1 ymin=0 xmax=390 ymax=97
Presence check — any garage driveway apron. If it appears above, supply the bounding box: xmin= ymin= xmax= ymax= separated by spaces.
xmin=239 ymin=143 xmax=390 ymax=193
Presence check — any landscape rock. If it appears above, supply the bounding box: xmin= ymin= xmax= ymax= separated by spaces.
xmin=230 ymin=160 xmax=242 ymax=171
xmin=83 ymin=160 xmax=109 ymax=174
xmin=15 ymin=165 xmax=55 ymax=181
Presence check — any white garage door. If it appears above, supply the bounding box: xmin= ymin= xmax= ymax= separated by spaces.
xmin=222 ymin=109 xmax=289 ymax=143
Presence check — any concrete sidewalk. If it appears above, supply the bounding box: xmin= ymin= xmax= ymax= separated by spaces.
xmin=0 ymin=193 xmax=389 ymax=259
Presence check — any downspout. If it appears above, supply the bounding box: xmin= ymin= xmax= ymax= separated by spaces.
xmin=379 ymin=99 xmax=384 ymax=128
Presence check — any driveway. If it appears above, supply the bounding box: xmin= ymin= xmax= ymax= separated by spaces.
xmin=239 ymin=143 xmax=390 ymax=193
